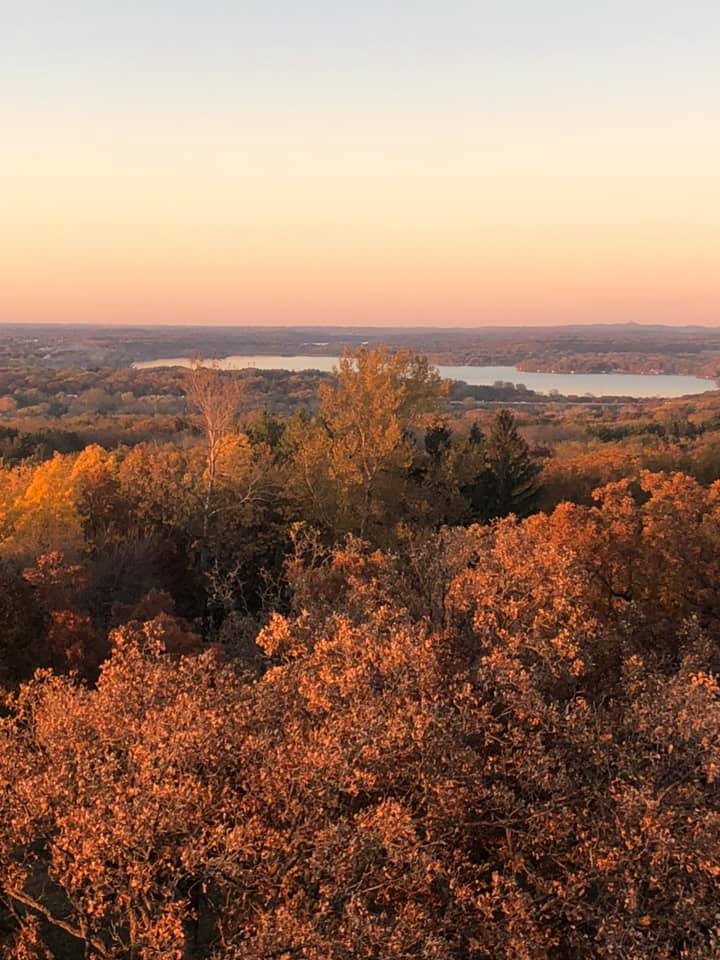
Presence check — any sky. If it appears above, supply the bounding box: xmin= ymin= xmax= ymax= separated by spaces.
xmin=2 ymin=1 xmax=719 ymax=327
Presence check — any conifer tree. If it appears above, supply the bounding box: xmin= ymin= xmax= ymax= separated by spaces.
xmin=485 ymin=408 xmax=541 ymax=518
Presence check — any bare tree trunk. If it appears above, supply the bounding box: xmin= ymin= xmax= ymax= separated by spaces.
xmin=202 ymin=437 xmax=218 ymax=546
xmin=359 ymin=477 xmax=374 ymax=540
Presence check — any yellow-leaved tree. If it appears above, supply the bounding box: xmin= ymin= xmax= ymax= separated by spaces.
xmin=1 ymin=446 xmax=123 ymax=562
xmin=291 ymin=346 xmax=446 ymax=539
xmin=8 ymin=454 xmax=83 ymax=558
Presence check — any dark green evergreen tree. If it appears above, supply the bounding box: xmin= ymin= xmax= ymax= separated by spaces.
xmin=467 ymin=421 xmax=485 ymax=447
xmin=485 ymin=409 xmax=541 ymax=518
xmin=247 ymin=408 xmax=287 ymax=452
xmin=458 ymin=423 xmax=496 ymax=524
xmin=424 ymin=424 xmax=452 ymax=463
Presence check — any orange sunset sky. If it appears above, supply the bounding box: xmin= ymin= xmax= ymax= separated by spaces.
xmin=2 ymin=1 xmax=719 ymax=327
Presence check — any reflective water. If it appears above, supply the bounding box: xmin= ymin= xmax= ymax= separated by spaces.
xmin=133 ymin=355 xmax=716 ymax=398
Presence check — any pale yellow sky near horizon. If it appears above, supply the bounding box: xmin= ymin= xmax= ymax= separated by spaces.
xmin=2 ymin=2 xmax=719 ymax=327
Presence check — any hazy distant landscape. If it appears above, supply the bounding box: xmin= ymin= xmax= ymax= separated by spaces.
xmin=5 ymin=321 xmax=720 ymax=386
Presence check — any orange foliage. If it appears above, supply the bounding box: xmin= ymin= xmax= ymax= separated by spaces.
xmin=1 ymin=472 xmax=720 ymax=957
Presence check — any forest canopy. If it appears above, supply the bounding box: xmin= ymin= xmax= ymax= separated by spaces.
xmin=0 ymin=347 xmax=719 ymax=959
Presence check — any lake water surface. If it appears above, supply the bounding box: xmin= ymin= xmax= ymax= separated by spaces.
xmin=133 ymin=355 xmax=716 ymax=399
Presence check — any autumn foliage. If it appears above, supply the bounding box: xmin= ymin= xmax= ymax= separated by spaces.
xmin=1 ymin=350 xmax=720 ymax=958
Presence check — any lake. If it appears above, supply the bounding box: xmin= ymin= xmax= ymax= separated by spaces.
xmin=133 ymin=355 xmax=717 ymax=399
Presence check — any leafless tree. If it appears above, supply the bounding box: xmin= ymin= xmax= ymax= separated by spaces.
xmin=183 ymin=360 xmax=245 ymax=544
